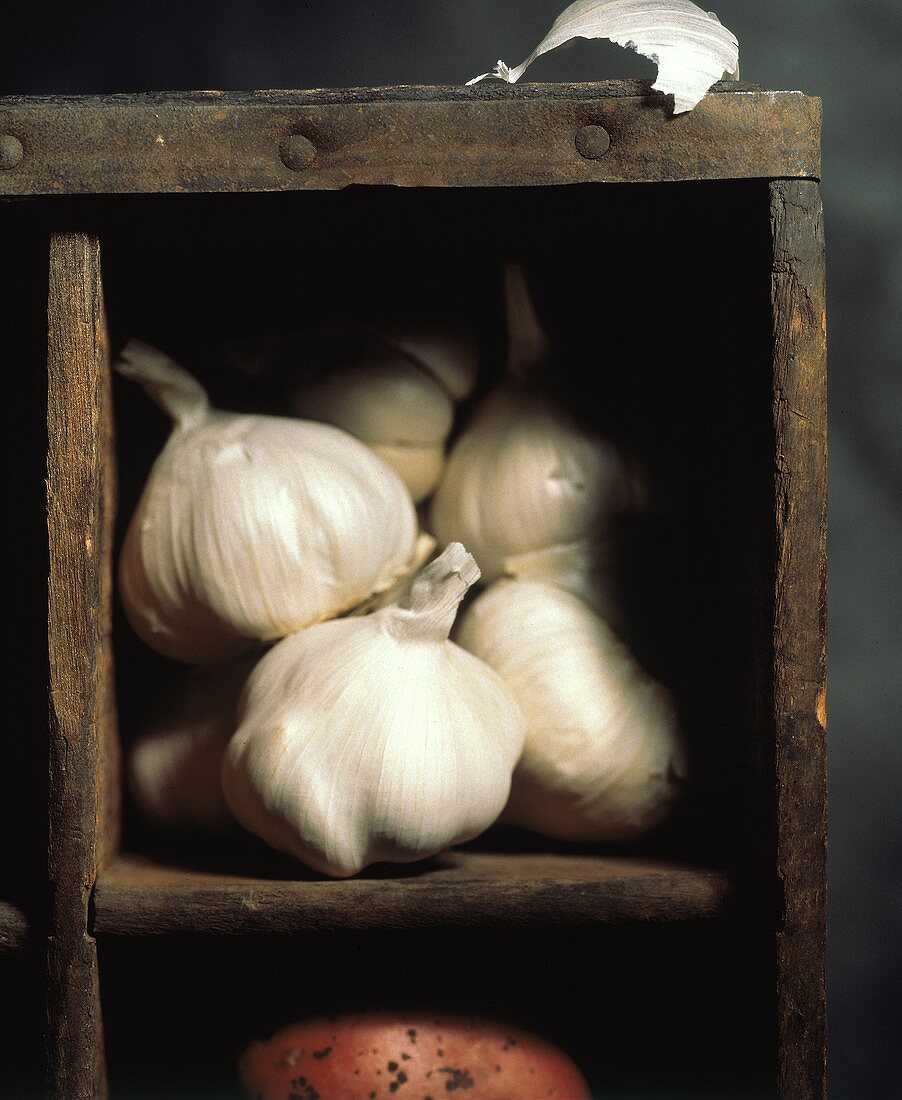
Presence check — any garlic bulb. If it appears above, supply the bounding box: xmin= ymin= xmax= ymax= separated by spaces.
xmin=430 ymin=264 xmax=642 ymax=580
xmin=128 ymin=657 xmax=256 ymax=834
xmin=373 ymin=320 xmax=480 ymax=402
xmin=371 ymin=443 xmax=446 ymax=505
xmin=222 ymin=544 xmax=525 ymax=877
xmin=117 ymin=340 xmax=418 ymax=664
xmin=431 ymin=386 xmax=641 ymax=582
xmin=291 ymin=323 xmax=479 ymax=503
xmin=502 ymin=539 xmax=625 ymax=628
xmin=457 ymin=579 xmax=686 ymax=843
xmin=296 ymin=356 xmax=454 ymax=448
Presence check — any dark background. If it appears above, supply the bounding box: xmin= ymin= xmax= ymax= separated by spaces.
xmin=3 ymin=2 xmax=899 ymax=1096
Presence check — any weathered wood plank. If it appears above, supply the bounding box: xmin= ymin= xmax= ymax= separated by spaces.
xmin=93 ymin=852 xmax=732 ymax=935
xmin=47 ymin=232 xmax=113 ymax=1100
xmin=0 ymin=87 xmax=820 ymax=195
xmin=770 ymin=179 xmax=828 ymax=1100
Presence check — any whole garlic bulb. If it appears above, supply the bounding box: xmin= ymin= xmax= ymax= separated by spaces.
xmin=117 ymin=340 xmax=418 ymax=664
xmin=457 ymin=579 xmax=686 ymax=843
xmin=222 ymin=543 xmax=525 ymax=877
xmin=128 ymin=657 xmax=256 ymax=834
xmin=430 ymin=263 xmax=642 ymax=580
xmin=502 ymin=539 xmax=627 ymax=631
xmin=372 ymin=320 xmax=480 ymax=401
xmin=291 ymin=324 xmax=479 ymax=503
xmin=431 ymin=387 xmax=640 ymax=581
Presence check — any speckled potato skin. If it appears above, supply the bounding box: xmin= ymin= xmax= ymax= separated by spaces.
xmin=239 ymin=1014 xmax=590 ymax=1099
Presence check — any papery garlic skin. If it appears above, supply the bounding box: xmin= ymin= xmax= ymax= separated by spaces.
xmin=117 ymin=341 xmax=418 ymax=664
xmin=457 ymin=579 xmax=686 ymax=843
xmin=222 ymin=544 xmax=525 ymax=877
xmin=431 ymin=386 xmax=641 ymax=582
xmin=128 ymin=657 xmax=255 ymax=834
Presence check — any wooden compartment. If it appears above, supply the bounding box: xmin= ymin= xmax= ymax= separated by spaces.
xmin=1 ymin=82 xmax=826 ymax=1098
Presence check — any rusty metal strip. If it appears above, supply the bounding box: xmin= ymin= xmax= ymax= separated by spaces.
xmin=0 ymin=88 xmax=820 ymax=195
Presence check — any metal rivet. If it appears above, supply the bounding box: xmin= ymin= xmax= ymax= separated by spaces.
xmin=0 ymin=134 xmax=24 ymax=170
xmin=575 ymin=124 xmax=611 ymax=160
xmin=279 ymin=133 xmax=317 ymax=171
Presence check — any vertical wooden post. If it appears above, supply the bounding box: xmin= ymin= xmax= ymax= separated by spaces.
xmin=770 ymin=179 xmax=828 ymax=1099
xmin=47 ymin=231 xmax=117 ymax=1099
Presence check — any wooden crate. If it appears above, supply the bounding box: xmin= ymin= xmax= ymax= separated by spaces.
xmin=0 ymin=81 xmax=826 ymax=1099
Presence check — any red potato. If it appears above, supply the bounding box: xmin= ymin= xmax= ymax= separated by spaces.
xmin=239 ymin=1013 xmax=590 ymax=1100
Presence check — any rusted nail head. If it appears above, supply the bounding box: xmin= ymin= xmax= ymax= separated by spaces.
xmin=0 ymin=134 xmax=24 ymax=170
xmin=279 ymin=133 xmax=317 ymax=171
xmin=575 ymin=124 xmax=611 ymax=160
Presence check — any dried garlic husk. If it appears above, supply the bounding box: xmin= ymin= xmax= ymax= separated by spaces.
xmin=430 ymin=265 xmax=642 ymax=581
xmin=457 ymin=580 xmax=686 ymax=842
xmin=128 ymin=657 xmax=256 ymax=834
xmin=468 ymin=0 xmax=739 ymax=115
xmin=222 ymin=544 xmax=525 ymax=877
xmin=117 ymin=340 xmax=418 ymax=664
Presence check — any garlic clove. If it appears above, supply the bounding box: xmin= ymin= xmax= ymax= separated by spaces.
xmin=128 ymin=656 xmax=257 ymax=834
xmin=371 ymin=442 xmax=446 ymax=504
xmin=457 ymin=579 xmax=686 ymax=843
xmin=222 ymin=543 xmax=525 ymax=877
xmin=293 ymin=355 xmax=454 ymax=448
xmin=117 ymin=340 xmax=419 ymax=664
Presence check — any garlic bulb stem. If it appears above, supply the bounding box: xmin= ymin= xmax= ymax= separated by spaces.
xmin=116 ymin=339 xmax=209 ymax=430
xmin=393 ymin=541 xmax=482 ymax=641
xmin=504 ymin=260 xmax=551 ymax=380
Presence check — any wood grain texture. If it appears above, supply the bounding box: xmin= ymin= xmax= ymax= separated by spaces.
xmin=770 ymin=179 xmax=828 ymax=1099
xmin=0 ymin=86 xmax=821 ymax=195
xmin=93 ymin=852 xmax=732 ymax=935
xmin=47 ymin=232 xmax=112 ymax=1100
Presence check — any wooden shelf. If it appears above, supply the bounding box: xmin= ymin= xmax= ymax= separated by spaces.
xmin=0 ymin=900 xmax=29 ymax=951
xmin=92 ymin=851 xmax=732 ymax=936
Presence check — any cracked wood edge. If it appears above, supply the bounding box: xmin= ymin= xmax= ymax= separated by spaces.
xmin=47 ymin=231 xmax=117 ymax=1100
xmin=770 ymin=179 xmax=828 ymax=1100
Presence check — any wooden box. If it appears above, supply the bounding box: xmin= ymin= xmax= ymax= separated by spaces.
xmin=0 ymin=81 xmax=826 ymax=1099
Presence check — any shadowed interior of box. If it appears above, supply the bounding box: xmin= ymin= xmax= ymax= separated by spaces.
xmin=87 ymin=180 xmax=777 ymax=1096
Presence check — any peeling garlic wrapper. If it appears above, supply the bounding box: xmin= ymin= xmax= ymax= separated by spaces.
xmin=128 ymin=657 xmax=257 ymax=834
xmin=222 ymin=544 xmax=525 ymax=878
xmin=468 ymin=0 xmax=739 ymax=115
xmin=458 ymin=580 xmax=687 ymax=843
xmin=117 ymin=340 xmax=418 ymax=664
